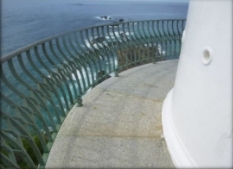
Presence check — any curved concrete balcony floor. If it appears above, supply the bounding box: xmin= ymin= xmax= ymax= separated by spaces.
xmin=46 ymin=60 xmax=178 ymax=168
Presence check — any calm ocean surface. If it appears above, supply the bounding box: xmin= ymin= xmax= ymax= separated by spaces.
xmin=1 ymin=0 xmax=189 ymax=56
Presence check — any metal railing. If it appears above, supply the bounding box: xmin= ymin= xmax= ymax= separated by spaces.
xmin=0 ymin=19 xmax=186 ymax=168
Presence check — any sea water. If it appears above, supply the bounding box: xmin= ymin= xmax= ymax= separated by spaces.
xmin=1 ymin=0 xmax=188 ymax=56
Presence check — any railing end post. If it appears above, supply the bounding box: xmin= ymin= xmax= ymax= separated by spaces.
xmin=76 ymin=96 xmax=83 ymax=107
xmin=114 ymin=68 xmax=119 ymax=77
xmin=114 ymin=71 xmax=119 ymax=77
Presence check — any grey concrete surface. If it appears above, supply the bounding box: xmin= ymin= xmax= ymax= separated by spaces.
xmin=46 ymin=60 xmax=178 ymax=168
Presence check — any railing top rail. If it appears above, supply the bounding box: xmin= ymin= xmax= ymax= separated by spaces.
xmin=0 ymin=19 xmax=186 ymax=64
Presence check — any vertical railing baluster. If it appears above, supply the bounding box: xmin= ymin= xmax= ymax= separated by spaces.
xmin=81 ymin=29 xmax=99 ymax=76
xmin=137 ymin=21 xmax=144 ymax=44
xmin=43 ymin=41 xmax=74 ymax=106
xmin=61 ymin=36 xmax=83 ymax=97
xmin=27 ymin=49 xmax=66 ymax=117
xmin=66 ymin=34 xmax=89 ymax=93
xmin=34 ymin=45 xmax=70 ymax=111
xmin=89 ymin=28 xmax=103 ymax=83
xmin=96 ymin=26 xmax=107 ymax=76
xmin=18 ymin=53 xmax=62 ymax=125
xmin=1 ymin=130 xmax=36 ymax=168
xmin=101 ymin=26 xmax=112 ymax=74
xmin=74 ymin=31 xmax=96 ymax=87
xmin=106 ymin=25 xmax=117 ymax=72
xmin=177 ymin=20 xmax=182 ymax=55
xmin=7 ymin=59 xmax=58 ymax=133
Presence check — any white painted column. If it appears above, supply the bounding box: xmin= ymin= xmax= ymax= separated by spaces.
xmin=162 ymin=0 xmax=232 ymax=168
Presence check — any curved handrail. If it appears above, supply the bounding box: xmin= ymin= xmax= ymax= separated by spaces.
xmin=0 ymin=19 xmax=186 ymax=168
xmin=1 ymin=19 xmax=185 ymax=63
